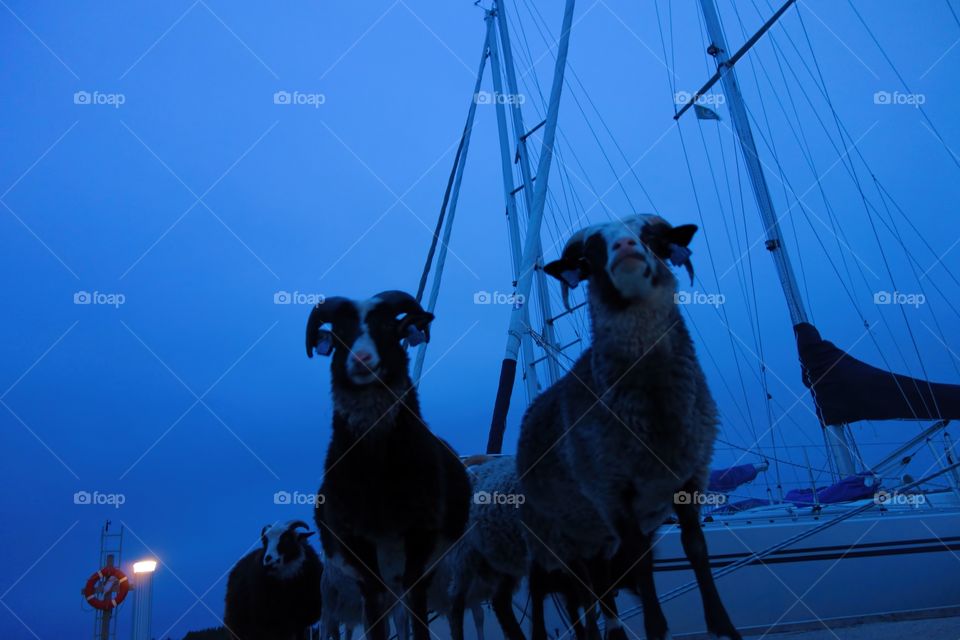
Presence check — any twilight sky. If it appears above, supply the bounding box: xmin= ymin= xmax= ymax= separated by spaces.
xmin=2 ymin=1 xmax=960 ymax=638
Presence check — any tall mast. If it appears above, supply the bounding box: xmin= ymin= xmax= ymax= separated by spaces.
xmin=486 ymin=8 xmax=541 ymax=402
xmin=487 ymin=0 xmax=576 ymax=454
xmin=492 ymin=0 xmax=562 ymax=386
xmin=696 ymin=0 xmax=857 ymax=476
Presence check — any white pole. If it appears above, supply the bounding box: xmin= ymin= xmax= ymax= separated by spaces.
xmin=130 ymin=570 xmax=154 ymax=640
xmin=487 ymin=8 xmax=540 ymax=402
xmin=697 ymin=0 xmax=857 ymax=476
xmin=494 ymin=0 xmax=562 ymax=385
xmin=488 ymin=0 xmax=576 ymax=453
xmin=412 ymin=19 xmax=491 ymax=383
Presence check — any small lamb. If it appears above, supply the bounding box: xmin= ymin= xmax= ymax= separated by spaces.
xmin=306 ymin=290 xmax=471 ymax=640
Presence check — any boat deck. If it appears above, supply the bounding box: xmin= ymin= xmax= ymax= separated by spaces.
xmin=756 ymin=615 xmax=960 ymax=639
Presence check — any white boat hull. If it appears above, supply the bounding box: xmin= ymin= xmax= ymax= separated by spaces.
xmin=637 ymin=494 xmax=960 ymax=636
xmin=426 ymin=494 xmax=960 ymax=639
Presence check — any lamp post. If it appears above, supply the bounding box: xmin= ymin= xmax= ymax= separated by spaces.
xmin=131 ymin=560 xmax=157 ymax=640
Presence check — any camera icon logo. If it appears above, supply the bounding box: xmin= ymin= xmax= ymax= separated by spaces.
xmin=473 ymin=291 xmax=491 ymax=305
xmin=273 ymin=490 xmax=292 ymax=505
xmin=274 ymin=91 xmax=292 ymax=105
xmin=74 ymin=291 xmax=92 ymax=305
xmin=74 ymin=491 xmax=92 ymax=505
xmin=873 ymin=91 xmax=891 ymax=105
xmin=74 ymin=91 xmax=91 ymax=105
xmin=673 ymin=491 xmax=692 ymax=505
xmin=274 ymin=291 xmax=291 ymax=304
xmin=674 ymin=291 xmax=692 ymax=305
xmin=474 ymin=91 xmax=492 ymax=105
xmin=473 ymin=491 xmax=492 ymax=505
xmin=874 ymin=291 xmax=891 ymax=305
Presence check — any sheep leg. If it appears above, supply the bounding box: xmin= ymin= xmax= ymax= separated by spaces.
xmin=393 ymin=604 xmax=410 ymax=640
xmin=528 ymin=561 xmax=550 ymax=640
xmin=674 ymin=489 xmax=741 ymax=640
xmin=583 ymin=557 xmax=625 ymax=640
xmin=340 ymin=537 xmax=390 ymax=640
xmin=448 ymin=590 xmax=467 ymax=640
xmin=631 ymin=533 xmax=669 ymax=640
xmin=490 ymin=577 xmax=524 ymax=640
xmin=558 ymin=591 xmax=585 ymax=640
xmin=612 ymin=517 xmax=669 ymax=640
xmin=321 ymin=613 xmax=338 ymax=640
xmin=402 ymin=531 xmax=435 ymax=640
xmin=470 ymin=602 xmax=486 ymax=640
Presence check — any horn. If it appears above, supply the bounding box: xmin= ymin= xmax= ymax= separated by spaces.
xmin=261 ymin=525 xmax=271 ymax=538
xmin=288 ymin=520 xmax=311 ymax=532
xmin=306 ymin=297 xmax=350 ymax=358
xmin=372 ymin=290 xmax=425 ymax=316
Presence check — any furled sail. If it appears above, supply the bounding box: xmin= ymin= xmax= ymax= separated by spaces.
xmin=708 ymin=463 xmax=765 ymax=493
xmin=795 ymin=322 xmax=960 ymax=426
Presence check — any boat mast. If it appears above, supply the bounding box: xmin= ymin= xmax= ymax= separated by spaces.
xmin=486 ymin=6 xmax=541 ymax=402
xmin=492 ymin=0 xmax=563 ymax=387
xmin=412 ymin=19 xmax=492 ymax=384
xmin=696 ymin=0 xmax=858 ymax=476
xmin=487 ymin=0 xmax=576 ymax=454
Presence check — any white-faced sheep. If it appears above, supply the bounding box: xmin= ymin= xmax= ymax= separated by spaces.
xmin=305 ymin=290 xmax=472 ymax=640
xmin=518 ymin=215 xmax=740 ymax=640
xmin=224 ymin=520 xmax=323 ymax=640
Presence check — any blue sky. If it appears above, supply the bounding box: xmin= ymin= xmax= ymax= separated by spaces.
xmin=2 ymin=1 xmax=960 ymax=638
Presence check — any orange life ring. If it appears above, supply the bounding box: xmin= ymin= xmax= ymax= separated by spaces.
xmin=83 ymin=566 xmax=130 ymax=610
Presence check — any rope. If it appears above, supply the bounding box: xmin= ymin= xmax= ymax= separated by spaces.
xmin=845 ymin=0 xmax=960 ymax=172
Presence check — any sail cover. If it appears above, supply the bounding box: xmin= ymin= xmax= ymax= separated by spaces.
xmin=795 ymin=322 xmax=960 ymax=425
xmin=708 ymin=463 xmax=760 ymax=492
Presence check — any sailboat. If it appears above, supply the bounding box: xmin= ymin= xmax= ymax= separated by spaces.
xmin=410 ymin=0 xmax=960 ymax=636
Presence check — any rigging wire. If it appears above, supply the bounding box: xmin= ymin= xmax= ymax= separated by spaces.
xmin=844 ymin=0 xmax=960 ymax=172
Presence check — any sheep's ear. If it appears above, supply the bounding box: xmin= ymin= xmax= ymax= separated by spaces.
xmin=298 ymin=531 xmax=316 ymax=541
xmin=399 ymin=312 xmax=434 ymax=345
xmin=667 ymin=224 xmax=698 ymax=247
xmin=665 ymin=224 xmax=697 ymax=285
xmin=544 ymin=258 xmax=587 ymax=289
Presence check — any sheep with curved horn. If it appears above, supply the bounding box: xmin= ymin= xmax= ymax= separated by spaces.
xmin=307 ymin=290 xmax=471 ymax=640
xmin=224 ymin=520 xmax=323 ymax=640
